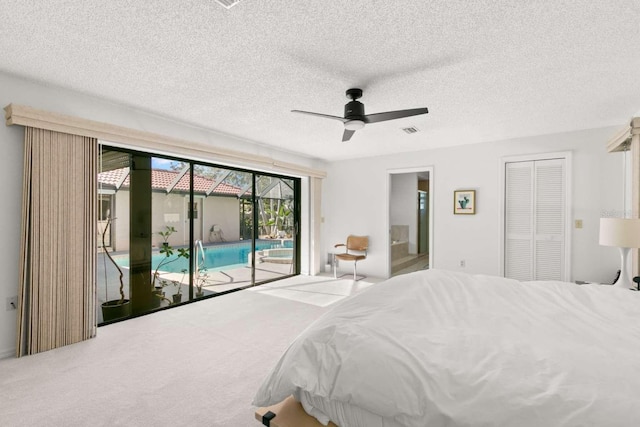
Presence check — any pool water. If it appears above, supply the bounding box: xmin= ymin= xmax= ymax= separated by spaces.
xmin=115 ymin=239 xmax=293 ymax=273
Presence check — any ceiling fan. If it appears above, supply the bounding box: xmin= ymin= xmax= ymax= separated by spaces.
xmin=292 ymin=88 xmax=429 ymax=142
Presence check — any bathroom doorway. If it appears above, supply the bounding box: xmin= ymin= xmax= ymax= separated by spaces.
xmin=387 ymin=167 xmax=433 ymax=277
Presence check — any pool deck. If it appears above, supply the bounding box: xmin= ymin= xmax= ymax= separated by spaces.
xmin=97 ymin=252 xmax=294 ymax=323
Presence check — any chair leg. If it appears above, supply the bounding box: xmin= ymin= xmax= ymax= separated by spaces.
xmin=335 ymin=259 xmax=366 ymax=281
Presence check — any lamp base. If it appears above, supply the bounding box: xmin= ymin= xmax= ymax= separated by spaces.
xmin=614 ymin=247 xmax=633 ymax=289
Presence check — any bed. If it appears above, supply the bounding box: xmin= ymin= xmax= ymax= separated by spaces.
xmin=253 ymin=269 xmax=640 ymax=426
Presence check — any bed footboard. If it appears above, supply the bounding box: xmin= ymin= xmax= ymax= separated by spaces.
xmin=254 ymin=395 xmax=338 ymax=427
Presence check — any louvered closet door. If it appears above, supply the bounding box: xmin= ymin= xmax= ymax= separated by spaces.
xmin=534 ymin=159 xmax=565 ymax=280
xmin=505 ymin=162 xmax=534 ymax=280
xmin=505 ymin=159 xmax=566 ymax=281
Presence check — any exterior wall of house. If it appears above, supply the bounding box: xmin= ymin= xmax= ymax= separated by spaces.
xmin=151 ymin=192 xmax=188 ymax=248
xmin=201 ymin=196 xmax=241 ymax=243
xmin=150 ymin=192 xmax=240 ymax=248
xmin=107 ymin=191 xmax=241 ymax=252
xmin=114 ymin=190 xmax=129 ymax=252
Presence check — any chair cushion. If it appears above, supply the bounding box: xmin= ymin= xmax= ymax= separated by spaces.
xmin=335 ymin=254 xmax=366 ymax=262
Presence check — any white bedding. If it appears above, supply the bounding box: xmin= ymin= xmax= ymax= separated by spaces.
xmin=253 ymin=269 xmax=640 ymax=427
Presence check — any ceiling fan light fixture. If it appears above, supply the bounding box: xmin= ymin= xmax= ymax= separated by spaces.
xmin=292 ymin=88 xmax=428 ymax=142
xmin=344 ymin=120 xmax=365 ymax=131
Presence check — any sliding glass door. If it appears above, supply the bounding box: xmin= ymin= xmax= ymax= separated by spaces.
xmin=254 ymin=174 xmax=299 ymax=283
xmin=187 ymin=164 xmax=255 ymax=294
xmin=97 ymin=149 xmax=132 ymax=323
xmin=148 ymin=156 xmax=192 ymax=308
xmin=97 ymin=146 xmax=300 ymax=324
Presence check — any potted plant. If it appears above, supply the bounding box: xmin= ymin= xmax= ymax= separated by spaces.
xmin=171 ymin=269 xmax=187 ymax=303
xmin=100 ymin=216 xmax=131 ymax=321
xmin=152 ymin=278 xmax=173 ymax=306
xmin=151 ymin=226 xmax=189 ymax=308
xmin=195 ymin=267 xmax=209 ymax=298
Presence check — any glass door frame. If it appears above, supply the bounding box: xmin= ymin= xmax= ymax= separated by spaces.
xmin=98 ymin=144 xmax=301 ymax=325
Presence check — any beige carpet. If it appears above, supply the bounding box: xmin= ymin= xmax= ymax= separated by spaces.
xmin=0 ymin=275 xmax=377 ymax=426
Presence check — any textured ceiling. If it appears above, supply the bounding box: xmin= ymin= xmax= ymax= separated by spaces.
xmin=1 ymin=1 xmax=640 ymax=161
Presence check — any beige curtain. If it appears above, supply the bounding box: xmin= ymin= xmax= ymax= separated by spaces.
xmin=17 ymin=127 xmax=97 ymax=357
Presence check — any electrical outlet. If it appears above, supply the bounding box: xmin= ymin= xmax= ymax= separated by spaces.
xmin=575 ymin=219 xmax=583 ymax=229
xmin=459 ymin=260 xmax=466 ymax=267
xmin=6 ymin=296 xmax=18 ymax=311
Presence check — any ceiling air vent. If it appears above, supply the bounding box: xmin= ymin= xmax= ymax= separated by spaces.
xmin=402 ymin=126 xmax=420 ymax=134
xmin=215 ymin=0 xmax=242 ymax=9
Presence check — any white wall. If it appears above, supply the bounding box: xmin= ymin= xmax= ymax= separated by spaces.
xmin=0 ymin=71 xmax=323 ymax=358
xmin=0 ymin=111 xmax=24 ymax=359
xmin=0 ymin=68 xmax=628 ymax=358
xmin=323 ymin=127 xmax=624 ymax=281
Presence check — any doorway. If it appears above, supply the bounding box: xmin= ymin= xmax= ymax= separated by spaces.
xmin=388 ymin=167 xmax=433 ymax=277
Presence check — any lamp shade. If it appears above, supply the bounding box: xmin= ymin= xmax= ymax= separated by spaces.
xmin=599 ymin=218 xmax=640 ymax=248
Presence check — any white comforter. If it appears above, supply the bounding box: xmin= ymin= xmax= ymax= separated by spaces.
xmin=253 ymin=269 xmax=640 ymax=427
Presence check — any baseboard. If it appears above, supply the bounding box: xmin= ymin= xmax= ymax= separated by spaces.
xmin=0 ymin=347 xmax=16 ymax=359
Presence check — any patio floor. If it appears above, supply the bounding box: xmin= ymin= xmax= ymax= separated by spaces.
xmin=97 ymin=252 xmax=295 ymax=324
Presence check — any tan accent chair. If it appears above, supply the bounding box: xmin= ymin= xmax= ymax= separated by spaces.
xmin=334 ymin=235 xmax=369 ymax=280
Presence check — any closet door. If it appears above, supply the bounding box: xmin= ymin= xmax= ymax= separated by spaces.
xmin=505 ymin=162 xmax=534 ymax=280
xmin=505 ymin=159 xmax=566 ymax=281
xmin=533 ymin=159 xmax=565 ymax=280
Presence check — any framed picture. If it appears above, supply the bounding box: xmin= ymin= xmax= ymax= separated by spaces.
xmin=454 ymin=190 xmax=476 ymax=214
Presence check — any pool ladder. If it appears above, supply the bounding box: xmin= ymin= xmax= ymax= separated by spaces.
xmin=195 ymin=239 xmax=206 ymax=269
xmin=194 ymin=239 xmax=233 ymax=284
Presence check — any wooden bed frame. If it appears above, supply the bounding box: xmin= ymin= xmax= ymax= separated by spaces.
xmin=255 ymin=395 xmax=337 ymax=427
xmin=607 ymin=117 xmax=640 ymax=273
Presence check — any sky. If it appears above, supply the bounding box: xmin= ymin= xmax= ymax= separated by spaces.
xmin=151 ymin=157 xmax=175 ymax=170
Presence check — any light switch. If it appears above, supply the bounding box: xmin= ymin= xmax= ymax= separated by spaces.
xmin=575 ymin=219 xmax=583 ymax=229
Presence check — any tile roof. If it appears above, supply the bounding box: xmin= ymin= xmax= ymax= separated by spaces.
xmin=98 ymin=168 xmax=243 ymax=196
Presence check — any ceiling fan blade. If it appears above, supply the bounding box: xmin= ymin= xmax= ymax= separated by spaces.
xmin=291 ymin=110 xmax=347 ymax=122
xmin=363 ymin=108 xmax=429 ymax=124
xmin=342 ymin=129 xmax=355 ymax=142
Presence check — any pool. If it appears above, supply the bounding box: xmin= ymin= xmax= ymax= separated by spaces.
xmin=115 ymin=239 xmax=293 ymax=273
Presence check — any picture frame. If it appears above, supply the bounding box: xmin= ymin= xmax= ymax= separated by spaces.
xmin=454 ymin=190 xmax=476 ymax=214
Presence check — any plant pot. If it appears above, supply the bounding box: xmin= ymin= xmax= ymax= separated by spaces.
xmin=196 ymin=291 xmax=205 ymax=298
xmin=152 ymin=287 xmax=165 ymax=308
xmin=172 ymin=294 xmax=182 ymax=304
xmin=101 ymin=299 xmax=131 ymax=322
